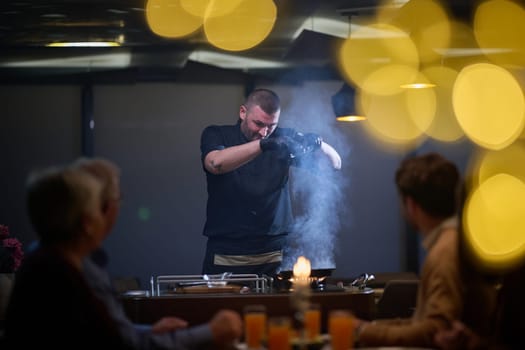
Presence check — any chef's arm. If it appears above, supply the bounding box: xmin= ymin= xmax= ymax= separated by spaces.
xmin=290 ymin=132 xmax=341 ymax=170
xmin=320 ymin=141 xmax=342 ymax=170
xmin=204 ymin=140 xmax=262 ymax=174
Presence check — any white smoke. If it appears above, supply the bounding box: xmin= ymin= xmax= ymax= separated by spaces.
xmin=278 ymin=82 xmax=351 ymax=271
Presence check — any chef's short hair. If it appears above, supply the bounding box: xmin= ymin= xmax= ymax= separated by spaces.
xmin=244 ymin=88 xmax=280 ymax=115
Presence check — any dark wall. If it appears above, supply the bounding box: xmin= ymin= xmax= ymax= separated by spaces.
xmin=0 ymin=81 xmax=474 ymax=287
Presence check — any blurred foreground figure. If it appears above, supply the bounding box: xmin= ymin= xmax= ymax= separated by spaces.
xmin=354 ymin=152 xmax=498 ymax=348
xmin=4 ymin=165 xmax=132 ymax=349
xmin=434 ymin=187 xmax=525 ymax=350
xmin=74 ymin=157 xmax=243 ymax=350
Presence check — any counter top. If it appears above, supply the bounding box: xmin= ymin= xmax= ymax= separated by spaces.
xmin=121 ymin=289 xmax=377 ymax=331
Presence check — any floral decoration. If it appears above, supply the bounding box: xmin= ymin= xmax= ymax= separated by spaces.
xmin=0 ymin=224 xmax=24 ymax=273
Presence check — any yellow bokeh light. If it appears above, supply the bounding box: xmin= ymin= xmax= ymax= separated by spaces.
xmin=453 ymin=63 xmax=525 ymax=150
xmin=360 ymin=86 xmax=435 ymax=147
xmin=338 ymin=23 xmax=419 ymax=95
xmin=204 ymin=0 xmax=244 ymax=18
xmin=377 ymin=0 xmax=451 ymax=64
xmin=203 ymin=0 xmax=276 ymax=51
xmin=146 ymin=0 xmax=203 ymax=38
xmin=361 ymin=64 xmax=419 ymax=96
xmin=469 ymin=141 xmax=525 ymax=189
xmin=441 ymin=20 xmax=481 ymax=72
xmin=180 ymin=0 xmax=211 ymax=18
xmin=474 ymin=0 xmax=525 ymax=68
xmin=421 ymin=65 xmax=464 ymax=142
xmin=464 ymin=173 xmax=525 ymax=270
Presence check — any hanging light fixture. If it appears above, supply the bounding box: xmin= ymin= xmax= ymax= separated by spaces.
xmin=331 ymin=82 xmax=366 ymax=122
xmin=400 ymin=82 xmax=436 ymax=89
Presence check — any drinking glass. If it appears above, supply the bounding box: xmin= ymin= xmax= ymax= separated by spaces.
xmin=304 ymin=303 xmax=321 ymax=341
xmin=328 ymin=309 xmax=355 ymax=350
xmin=267 ymin=316 xmax=291 ymax=350
xmin=244 ymin=304 xmax=267 ymax=349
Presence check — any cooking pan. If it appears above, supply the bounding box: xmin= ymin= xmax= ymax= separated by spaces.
xmin=275 ymin=268 xmax=335 ymax=280
xmin=273 ymin=268 xmax=335 ymax=291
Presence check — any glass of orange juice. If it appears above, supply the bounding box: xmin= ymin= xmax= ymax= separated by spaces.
xmin=244 ymin=304 xmax=267 ymax=349
xmin=267 ymin=316 xmax=291 ymax=350
xmin=328 ymin=309 xmax=355 ymax=350
xmin=304 ymin=303 xmax=321 ymax=341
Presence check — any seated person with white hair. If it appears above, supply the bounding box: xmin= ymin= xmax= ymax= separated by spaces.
xmin=4 ymin=165 xmax=132 ymax=349
xmin=72 ymin=156 xmax=243 ymax=350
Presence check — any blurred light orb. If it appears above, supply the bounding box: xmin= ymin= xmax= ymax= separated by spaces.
xmin=138 ymin=207 xmax=152 ymax=222
xmin=203 ymin=0 xmax=244 ymax=18
xmin=360 ymin=86 xmax=435 ymax=147
xmin=146 ymin=0 xmax=203 ymax=38
xmin=421 ymin=65 xmax=464 ymax=142
xmin=464 ymin=173 xmax=525 ymax=270
xmin=453 ymin=63 xmax=525 ymax=150
xmin=362 ymin=64 xmax=419 ymax=96
xmin=474 ymin=0 xmax=525 ymax=68
xmin=338 ymin=23 xmax=419 ymax=95
xmin=204 ymin=0 xmax=276 ymax=51
xmin=469 ymin=141 xmax=525 ymax=188
xmin=377 ymin=0 xmax=451 ymax=64
xmin=441 ymin=20 xmax=481 ymax=72
xmin=180 ymin=0 xmax=210 ymax=18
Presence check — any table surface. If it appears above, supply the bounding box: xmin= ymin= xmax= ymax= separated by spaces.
xmin=121 ymin=289 xmax=378 ymax=330
xmin=232 ymin=335 xmax=436 ymax=350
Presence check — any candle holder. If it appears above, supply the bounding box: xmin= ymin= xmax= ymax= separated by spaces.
xmin=290 ymin=256 xmax=312 ymax=350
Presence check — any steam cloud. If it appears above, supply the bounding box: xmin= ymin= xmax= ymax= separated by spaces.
xmin=279 ymin=83 xmax=351 ymax=271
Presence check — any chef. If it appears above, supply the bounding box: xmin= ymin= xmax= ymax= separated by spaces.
xmin=200 ymin=88 xmax=342 ymax=276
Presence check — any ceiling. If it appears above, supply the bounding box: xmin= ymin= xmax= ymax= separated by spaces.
xmin=0 ymin=0 xmax=496 ymax=84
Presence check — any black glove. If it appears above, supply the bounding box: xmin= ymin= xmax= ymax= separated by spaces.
xmin=260 ymin=136 xmax=293 ymax=155
xmin=290 ymin=132 xmax=323 ymax=157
